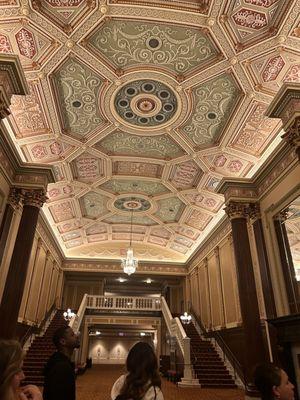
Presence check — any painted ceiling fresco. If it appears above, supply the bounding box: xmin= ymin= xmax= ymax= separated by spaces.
xmin=1 ymin=0 xmax=299 ymax=263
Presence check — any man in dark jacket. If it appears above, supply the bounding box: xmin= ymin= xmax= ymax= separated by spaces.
xmin=43 ymin=326 xmax=80 ymax=400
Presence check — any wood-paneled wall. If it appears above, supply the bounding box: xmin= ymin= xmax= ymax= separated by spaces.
xmin=187 ymin=234 xmax=241 ymax=330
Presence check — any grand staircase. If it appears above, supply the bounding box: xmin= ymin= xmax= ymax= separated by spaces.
xmin=23 ymin=310 xmax=67 ymax=386
xmin=183 ymin=322 xmax=237 ymax=388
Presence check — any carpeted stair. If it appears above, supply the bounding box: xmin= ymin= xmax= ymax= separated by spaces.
xmin=23 ymin=310 xmax=67 ymax=386
xmin=183 ymin=322 xmax=237 ymax=388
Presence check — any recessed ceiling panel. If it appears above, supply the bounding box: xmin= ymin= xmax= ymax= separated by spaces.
xmin=96 ymin=131 xmax=185 ymax=159
xmin=52 ymin=57 xmax=106 ymax=138
xmin=180 ymin=73 xmax=242 ymax=148
xmin=87 ymin=18 xmax=219 ymax=76
xmin=99 ymin=179 xmax=169 ymax=196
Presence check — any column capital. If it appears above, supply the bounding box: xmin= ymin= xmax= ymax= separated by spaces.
xmin=7 ymin=187 xmax=23 ymax=209
xmin=224 ymin=201 xmax=249 ymax=220
xmin=274 ymin=209 xmax=289 ymax=222
xmin=282 ymin=116 xmax=300 ymax=158
xmin=247 ymin=202 xmax=261 ymax=222
xmin=21 ymin=188 xmax=47 ymax=208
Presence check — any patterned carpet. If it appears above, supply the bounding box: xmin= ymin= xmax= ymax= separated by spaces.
xmin=77 ymin=365 xmax=245 ymax=400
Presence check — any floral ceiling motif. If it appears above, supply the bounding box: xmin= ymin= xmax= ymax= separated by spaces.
xmin=2 ymin=0 xmax=299 ymax=263
xmin=96 ymin=131 xmax=185 ymax=159
xmin=52 ymin=58 xmax=106 ymax=138
xmin=87 ymin=19 xmax=219 ymax=76
xmin=181 ymin=73 xmax=242 ymax=148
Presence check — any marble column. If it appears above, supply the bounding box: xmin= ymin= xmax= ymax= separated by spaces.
xmin=248 ymin=203 xmax=277 ymax=319
xmin=225 ymin=201 xmax=267 ymax=394
xmin=0 ymin=188 xmax=46 ymax=339
xmin=274 ymin=211 xmax=300 ymax=314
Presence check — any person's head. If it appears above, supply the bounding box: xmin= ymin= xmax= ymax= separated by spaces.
xmin=126 ymin=341 xmax=158 ymax=378
xmin=118 ymin=342 xmax=161 ymax=400
xmin=53 ymin=326 xmax=80 ymax=353
xmin=0 ymin=340 xmax=25 ymax=400
xmin=254 ymin=364 xmax=295 ymax=400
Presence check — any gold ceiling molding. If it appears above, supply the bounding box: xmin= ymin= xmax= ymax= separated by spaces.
xmin=1 ymin=1 xmax=299 ymax=264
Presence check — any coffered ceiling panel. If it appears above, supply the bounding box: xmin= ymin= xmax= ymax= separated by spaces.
xmin=86 ymin=18 xmax=220 ymax=77
xmin=2 ymin=0 xmax=299 ymax=264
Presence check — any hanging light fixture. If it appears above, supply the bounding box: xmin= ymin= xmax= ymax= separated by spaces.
xmin=63 ymin=308 xmax=75 ymax=321
xmin=180 ymin=311 xmax=192 ymax=324
xmin=121 ymin=210 xmax=138 ymax=275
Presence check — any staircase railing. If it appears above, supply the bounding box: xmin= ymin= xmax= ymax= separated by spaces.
xmin=190 ymin=306 xmax=245 ymax=385
xmin=86 ymin=295 xmax=161 ymax=311
xmin=69 ymin=294 xmax=88 ymax=334
xmin=161 ymin=297 xmax=198 ymax=386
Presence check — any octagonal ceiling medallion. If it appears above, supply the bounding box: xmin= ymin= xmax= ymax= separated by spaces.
xmin=2 ymin=0 xmax=299 ymax=264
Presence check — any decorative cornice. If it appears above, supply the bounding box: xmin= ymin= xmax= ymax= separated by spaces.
xmin=0 ymin=123 xmax=55 ymax=189
xmin=62 ymin=260 xmax=187 ymax=275
xmin=266 ymin=83 xmax=300 ymax=129
xmin=217 ymin=142 xmax=298 ymax=203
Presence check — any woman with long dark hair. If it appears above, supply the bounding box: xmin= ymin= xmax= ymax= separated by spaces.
xmin=111 ymin=342 xmax=164 ymax=400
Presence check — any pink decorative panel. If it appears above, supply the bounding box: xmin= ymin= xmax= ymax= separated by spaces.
xmin=175 ymin=226 xmax=199 ymax=240
xmin=186 ymin=210 xmax=212 ymax=230
xmin=232 ymin=9 xmax=267 ymax=30
xmin=0 ymin=34 xmax=12 ymax=53
xmin=169 ymin=160 xmax=203 ymax=189
xmin=231 ymin=103 xmax=280 ymax=155
xmin=214 ymin=155 xmax=227 ymax=167
xmin=45 ymin=0 xmax=84 ymax=6
xmin=31 ymin=145 xmax=48 ymax=159
xmin=262 ymin=56 xmax=285 ymax=82
xmin=50 ymin=202 xmax=74 ymax=223
xmin=184 ymin=192 xmax=221 ymax=211
xmin=150 ymin=228 xmax=171 ymax=239
xmin=10 ymin=82 xmax=48 ymax=138
xmin=58 ymin=221 xmax=81 ymax=233
xmin=244 ymin=0 xmax=278 ymax=6
xmin=113 ymin=161 xmax=163 ymax=178
xmin=15 ymin=28 xmax=36 ymax=59
xmin=74 ymin=156 xmax=103 ymax=180
xmin=284 ymin=65 xmax=300 ymax=82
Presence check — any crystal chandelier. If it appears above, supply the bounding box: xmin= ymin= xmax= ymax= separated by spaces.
xmin=121 ymin=210 xmax=138 ymax=275
xmin=180 ymin=312 xmax=192 ymax=324
xmin=63 ymin=308 xmax=75 ymax=321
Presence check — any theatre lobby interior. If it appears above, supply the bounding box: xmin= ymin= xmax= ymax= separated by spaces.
xmin=1 ymin=0 xmax=300 ymax=398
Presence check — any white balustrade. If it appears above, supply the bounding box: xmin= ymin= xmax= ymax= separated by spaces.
xmin=86 ymin=295 xmax=161 ymax=311
xmin=161 ymin=297 xmax=199 ymax=387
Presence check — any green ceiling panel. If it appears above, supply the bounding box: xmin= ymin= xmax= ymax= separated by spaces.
xmin=53 ymin=58 xmax=105 ymax=137
xmin=99 ymin=179 xmax=169 ymax=196
xmin=154 ymin=197 xmax=185 ymax=222
xmin=97 ymin=131 xmax=184 ymax=159
xmin=182 ymin=73 xmax=242 ymax=147
xmin=88 ymin=20 xmax=219 ymax=74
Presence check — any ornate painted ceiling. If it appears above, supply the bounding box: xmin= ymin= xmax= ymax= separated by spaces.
xmin=1 ymin=0 xmax=300 ymax=263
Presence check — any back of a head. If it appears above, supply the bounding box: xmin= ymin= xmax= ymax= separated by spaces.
xmin=53 ymin=325 xmax=69 ymax=350
xmin=254 ymin=363 xmax=281 ymax=400
xmin=126 ymin=342 xmax=157 ymax=377
xmin=118 ymin=342 xmax=160 ymax=400
xmin=0 ymin=340 xmax=23 ymax=400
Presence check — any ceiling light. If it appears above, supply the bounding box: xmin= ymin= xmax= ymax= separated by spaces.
xmin=63 ymin=308 xmax=75 ymax=321
xmin=140 ymin=332 xmax=146 ymax=336
xmin=96 ymin=330 xmax=101 ymax=335
xmin=180 ymin=311 xmax=192 ymax=324
xmin=146 ymin=278 xmax=152 ymax=284
xmin=118 ymin=277 xmax=126 ymax=283
xmin=121 ymin=210 xmax=138 ymax=275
